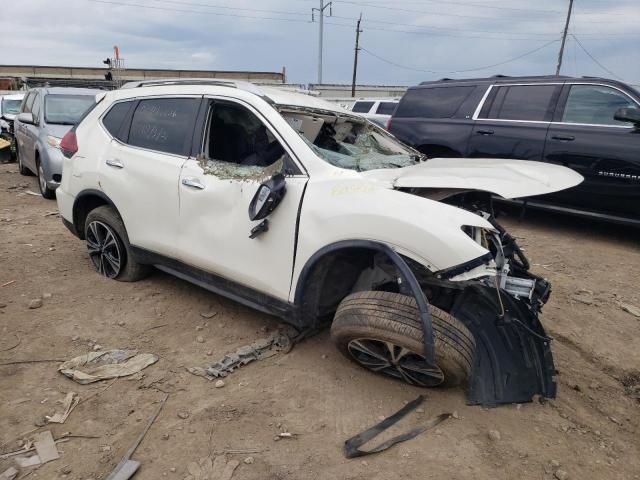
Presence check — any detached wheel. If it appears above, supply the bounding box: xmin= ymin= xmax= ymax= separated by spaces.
xmin=331 ymin=291 xmax=475 ymax=388
xmin=84 ymin=206 xmax=150 ymax=282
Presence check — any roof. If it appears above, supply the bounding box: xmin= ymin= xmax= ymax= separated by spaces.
xmin=415 ymin=75 xmax=633 ymax=91
xmin=29 ymin=86 xmax=106 ymax=95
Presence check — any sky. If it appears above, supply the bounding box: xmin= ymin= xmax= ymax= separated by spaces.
xmin=1 ymin=0 xmax=639 ymax=87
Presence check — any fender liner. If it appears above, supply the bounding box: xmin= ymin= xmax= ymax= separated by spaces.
xmin=450 ymin=284 xmax=557 ymax=406
xmin=293 ymin=240 xmax=436 ymax=365
xmin=72 ymin=189 xmax=121 ymax=238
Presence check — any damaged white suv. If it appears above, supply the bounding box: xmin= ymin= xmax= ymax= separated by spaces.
xmin=57 ymin=80 xmax=582 ymax=406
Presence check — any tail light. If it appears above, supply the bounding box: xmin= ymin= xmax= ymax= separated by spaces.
xmin=60 ymin=130 xmax=78 ymax=159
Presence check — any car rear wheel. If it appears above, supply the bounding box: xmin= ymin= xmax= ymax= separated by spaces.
xmin=84 ymin=206 xmax=151 ymax=282
xmin=331 ymin=291 xmax=475 ymax=388
xmin=37 ymin=160 xmax=56 ymax=199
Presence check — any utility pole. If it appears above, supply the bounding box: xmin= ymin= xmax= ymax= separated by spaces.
xmin=556 ymin=0 xmax=574 ymax=76
xmin=312 ymin=1 xmax=332 ymax=84
xmin=351 ymin=14 xmax=363 ymax=97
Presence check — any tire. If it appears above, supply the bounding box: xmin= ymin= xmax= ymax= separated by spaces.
xmin=17 ymin=146 xmax=32 ymax=176
xmin=84 ymin=206 xmax=151 ymax=282
xmin=37 ymin=159 xmax=56 ymax=199
xmin=331 ymin=291 xmax=475 ymax=388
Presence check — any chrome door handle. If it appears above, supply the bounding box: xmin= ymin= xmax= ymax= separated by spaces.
xmin=106 ymin=158 xmax=124 ymax=168
xmin=181 ymin=177 xmax=205 ymax=190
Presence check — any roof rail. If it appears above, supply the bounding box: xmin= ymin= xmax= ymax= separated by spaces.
xmin=119 ymin=78 xmax=265 ymax=96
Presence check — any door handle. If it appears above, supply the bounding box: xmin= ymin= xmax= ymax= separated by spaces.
xmin=181 ymin=177 xmax=205 ymax=190
xmin=477 ymin=129 xmax=494 ymax=135
xmin=551 ymin=135 xmax=575 ymax=141
xmin=105 ymin=158 xmax=124 ymax=168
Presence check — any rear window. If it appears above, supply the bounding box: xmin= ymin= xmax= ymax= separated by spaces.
xmin=483 ymin=85 xmax=557 ymax=122
xmin=45 ymin=95 xmax=96 ymax=125
xmin=394 ymin=86 xmax=475 ymax=118
xmin=128 ymin=98 xmax=200 ymax=156
xmin=376 ymin=102 xmax=397 ymax=115
xmin=102 ymin=101 xmax=133 ymax=141
xmin=352 ymin=101 xmax=374 ymax=113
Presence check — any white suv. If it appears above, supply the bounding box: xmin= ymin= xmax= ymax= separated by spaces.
xmin=57 ymin=79 xmax=582 ymax=406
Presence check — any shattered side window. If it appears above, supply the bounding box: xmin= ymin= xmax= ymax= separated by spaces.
xmin=200 ymin=101 xmax=287 ymax=179
xmin=282 ymin=109 xmax=420 ymax=171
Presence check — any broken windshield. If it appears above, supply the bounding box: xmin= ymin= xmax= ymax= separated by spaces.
xmin=280 ymin=108 xmax=420 ymax=171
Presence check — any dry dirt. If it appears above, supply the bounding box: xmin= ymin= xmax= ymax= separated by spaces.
xmin=1 ymin=162 xmax=639 ymax=480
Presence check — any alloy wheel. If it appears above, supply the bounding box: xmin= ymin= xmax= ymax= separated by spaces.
xmin=347 ymin=338 xmax=445 ymax=387
xmin=38 ymin=164 xmax=47 ymax=194
xmin=86 ymin=221 xmax=122 ymax=278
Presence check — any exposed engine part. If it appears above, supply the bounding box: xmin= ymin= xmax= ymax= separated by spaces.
xmin=502 ymin=275 xmax=536 ymax=300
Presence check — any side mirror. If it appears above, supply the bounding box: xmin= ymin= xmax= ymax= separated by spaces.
xmin=248 ymin=173 xmax=287 ymax=221
xmin=17 ymin=112 xmax=36 ymax=125
xmin=614 ymin=107 xmax=640 ymax=127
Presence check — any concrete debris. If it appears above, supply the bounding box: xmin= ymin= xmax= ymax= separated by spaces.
xmin=200 ymin=311 xmax=218 ymax=319
xmin=554 ymin=469 xmax=569 ymax=480
xmin=14 ymin=454 xmax=41 ymax=468
xmin=46 ymin=392 xmax=79 ymax=424
xmin=0 ymin=467 xmax=18 ymax=480
xmin=185 ymin=455 xmax=239 ymax=480
xmin=570 ymin=294 xmax=593 ymax=306
xmin=619 ymin=303 xmax=640 ymax=318
xmin=188 ymin=331 xmax=292 ymax=380
xmin=177 ymin=411 xmax=190 ymax=419
xmin=34 ymin=430 xmax=59 ymax=464
xmin=243 ymin=456 xmax=254 ymax=464
xmin=28 ymin=298 xmax=43 ymax=309
xmin=214 ymin=379 xmax=225 ymax=388
xmin=488 ymin=430 xmax=501 ymax=441
xmin=58 ymin=349 xmax=158 ymax=384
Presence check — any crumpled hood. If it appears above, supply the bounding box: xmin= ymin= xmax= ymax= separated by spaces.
xmin=360 ymin=157 xmax=584 ymax=199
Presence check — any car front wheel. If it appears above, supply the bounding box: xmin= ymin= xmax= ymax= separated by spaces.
xmin=84 ymin=206 xmax=151 ymax=282
xmin=331 ymin=291 xmax=475 ymax=388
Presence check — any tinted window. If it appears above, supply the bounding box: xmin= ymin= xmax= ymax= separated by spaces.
xmin=562 ymin=84 xmax=638 ymax=126
xmin=376 ymin=102 xmax=397 ymax=115
xmin=45 ymin=95 xmax=96 ymax=125
xmin=395 ymin=86 xmax=474 ymax=118
xmin=352 ymin=101 xmax=374 ymax=113
xmin=102 ymin=101 xmax=132 ymax=140
xmin=485 ymin=85 xmax=556 ymax=121
xmin=128 ymin=98 xmax=199 ymax=155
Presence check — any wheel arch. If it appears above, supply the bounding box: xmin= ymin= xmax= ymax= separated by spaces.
xmin=292 ymin=240 xmax=437 ymax=364
xmin=72 ymin=189 xmax=122 ymax=239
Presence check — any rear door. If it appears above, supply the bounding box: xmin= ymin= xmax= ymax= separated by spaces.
xmin=97 ymin=96 xmax=201 ymax=258
xmin=467 ymin=83 xmax=562 ymax=160
xmin=541 ymin=83 xmax=640 ymax=218
xmin=17 ymin=92 xmax=36 ymax=170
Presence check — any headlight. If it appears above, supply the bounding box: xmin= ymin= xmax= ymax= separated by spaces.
xmin=47 ymin=135 xmax=62 ymax=149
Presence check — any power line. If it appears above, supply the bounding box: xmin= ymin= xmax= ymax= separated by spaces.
xmin=333 ymin=0 xmax=563 ymax=14
xmin=570 ymin=34 xmax=625 ymax=81
xmin=360 ymin=38 xmax=561 ymax=74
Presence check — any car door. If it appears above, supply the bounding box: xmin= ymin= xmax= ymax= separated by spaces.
xmin=16 ymin=92 xmax=36 ymax=170
xmin=467 ymin=83 xmax=562 ymax=160
xmin=178 ymin=97 xmax=308 ymax=302
xmin=97 ymin=96 xmax=201 ymax=258
xmin=541 ymin=83 xmax=640 ymax=219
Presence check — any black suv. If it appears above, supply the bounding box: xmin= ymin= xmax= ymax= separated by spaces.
xmin=389 ymin=75 xmax=640 ymax=226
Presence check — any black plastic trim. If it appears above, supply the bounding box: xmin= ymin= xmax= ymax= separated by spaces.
xmin=130 ymin=246 xmax=296 ymax=321
xmin=62 ymin=217 xmax=79 ymax=238
xmin=434 ymin=252 xmax=494 ymax=280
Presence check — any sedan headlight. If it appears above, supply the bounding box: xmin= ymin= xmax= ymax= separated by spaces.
xmin=47 ymin=135 xmax=62 ymax=149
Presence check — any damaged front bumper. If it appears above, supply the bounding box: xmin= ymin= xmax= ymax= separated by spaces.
xmin=419 ymin=216 xmax=556 ymax=406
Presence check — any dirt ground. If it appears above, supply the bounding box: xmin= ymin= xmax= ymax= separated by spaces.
xmin=1 ymin=162 xmax=639 ymax=480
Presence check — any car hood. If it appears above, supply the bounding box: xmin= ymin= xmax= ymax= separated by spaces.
xmin=360 ymin=157 xmax=583 ymax=199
